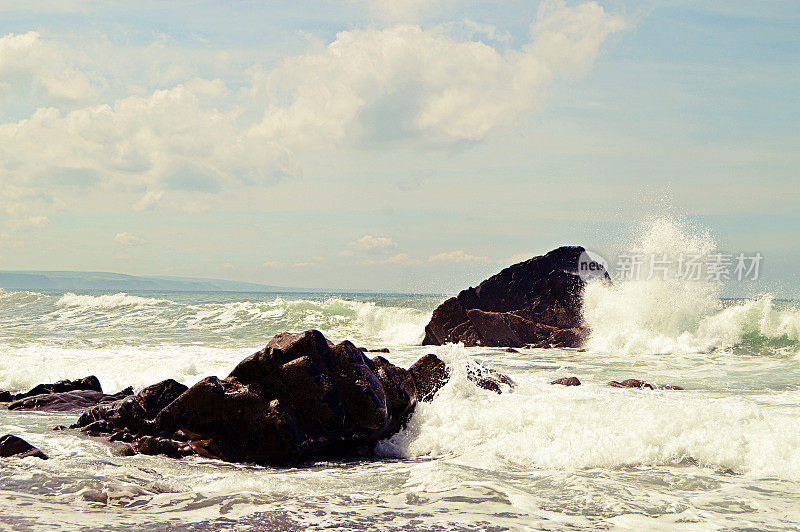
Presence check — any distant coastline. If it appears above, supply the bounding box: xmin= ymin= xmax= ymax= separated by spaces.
xmin=0 ymin=270 xmax=366 ymax=293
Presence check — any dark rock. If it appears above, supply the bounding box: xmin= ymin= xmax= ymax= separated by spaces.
xmin=72 ymin=330 xmax=512 ymax=466
xmin=607 ymin=379 xmax=683 ymax=390
xmin=0 ymin=435 xmax=48 ymax=460
xmin=551 ymin=376 xmax=581 ymax=386
xmin=467 ymin=365 xmax=516 ymax=394
xmin=73 ymin=379 xmax=188 ymax=433
xmin=8 ymin=387 xmax=134 ymax=413
xmin=72 ymin=331 xmax=415 ymax=465
xmin=0 ymin=376 xmax=103 ymax=402
xmin=408 ymin=354 xmax=450 ymax=402
xmin=608 ymin=379 xmax=653 ymax=390
xmin=360 ymin=347 xmax=390 ymax=353
xmin=503 ymin=347 xmax=519 ymax=353
xmin=422 ymin=247 xmax=607 ymax=349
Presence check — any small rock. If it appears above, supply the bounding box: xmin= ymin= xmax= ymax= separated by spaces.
xmin=467 ymin=365 xmax=516 ymax=394
xmin=551 ymin=376 xmax=581 ymax=386
xmin=0 ymin=435 xmax=48 ymax=460
xmin=608 ymin=379 xmax=653 ymax=389
xmin=608 ymin=379 xmax=683 ymax=390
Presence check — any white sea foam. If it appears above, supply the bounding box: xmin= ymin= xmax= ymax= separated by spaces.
xmin=378 ymin=344 xmax=800 ymax=482
xmin=583 ymin=219 xmax=800 ymax=354
xmin=55 ymin=292 xmax=171 ymax=309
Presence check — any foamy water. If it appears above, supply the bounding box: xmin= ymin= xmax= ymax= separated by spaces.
xmin=1 ymin=224 xmax=800 ymax=529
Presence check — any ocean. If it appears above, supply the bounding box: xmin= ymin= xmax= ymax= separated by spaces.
xmin=1 ymin=251 xmax=800 ymax=529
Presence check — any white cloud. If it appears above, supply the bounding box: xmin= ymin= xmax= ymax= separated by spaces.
xmin=253 ymin=1 xmax=626 ymax=145
xmin=0 ymin=31 xmax=95 ymax=104
xmin=348 ymin=235 xmax=398 ymax=251
xmin=0 ymin=2 xmax=625 ymax=211
xmin=0 ymin=84 xmax=292 ymax=198
xmin=133 ymin=190 xmax=164 ymax=212
xmin=426 ymin=250 xmax=493 ymax=263
xmin=5 ymin=215 xmax=50 ymax=231
xmin=114 ymin=232 xmax=147 ymax=246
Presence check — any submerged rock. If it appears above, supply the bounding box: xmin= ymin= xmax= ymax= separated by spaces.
xmin=551 ymin=376 xmax=582 ymax=386
xmin=0 ymin=435 xmax=48 ymax=460
xmin=0 ymin=376 xmax=103 ymax=403
xmin=71 ymin=330 xmax=501 ymax=466
xmin=608 ymin=379 xmax=684 ymax=390
xmin=422 ymin=247 xmax=606 ymax=349
xmin=467 ymin=365 xmax=516 ymax=394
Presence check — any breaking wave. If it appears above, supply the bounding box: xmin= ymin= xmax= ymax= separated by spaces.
xmin=582 ymin=219 xmax=800 ymax=355
xmin=0 ymin=291 xmax=433 ymax=348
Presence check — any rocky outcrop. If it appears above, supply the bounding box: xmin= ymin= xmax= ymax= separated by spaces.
xmin=422 ymin=246 xmax=605 ymax=348
xmin=0 ymin=376 xmax=103 ymax=403
xmin=8 ymin=388 xmax=133 ymax=412
xmin=0 ymin=435 xmax=48 ymax=460
xmin=72 ymin=330 xmax=502 ymax=466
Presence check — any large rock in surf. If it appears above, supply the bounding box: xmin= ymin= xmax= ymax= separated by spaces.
xmin=0 ymin=435 xmax=48 ymax=460
xmin=72 ymin=330 xmax=496 ymax=466
xmin=423 ymin=246 xmax=604 ymax=348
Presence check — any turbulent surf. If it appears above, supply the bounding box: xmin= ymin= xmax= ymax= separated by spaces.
xmin=1 ymin=221 xmax=799 ymax=530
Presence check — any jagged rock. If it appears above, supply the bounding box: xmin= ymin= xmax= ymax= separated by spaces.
xmin=72 ymin=331 xmax=456 ymax=465
xmin=551 ymin=376 xmax=581 ymax=386
xmin=8 ymin=388 xmax=133 ymax=412
xmin=70 ymin=331 xmax=514 ymax=466
xmin=74 ymin=379 xmax=188 ymax=434
xmin=0 ymin=376 xmax=102 ymax=402
xmin=422 ymin=247 xmax=606 ymax=348
xmin=608 ymin=379 xmax=684 ymax=390
xmin=359 ymin=347 xmax=390 ymax=353
xmin=408 ymin=354 xmax=450 ymax=402
xmin=0 ymin=435 xmax=48 ymax=460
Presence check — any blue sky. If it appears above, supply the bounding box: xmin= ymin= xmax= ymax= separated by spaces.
xmin=0 ymin=1 xmax=797 ymax=295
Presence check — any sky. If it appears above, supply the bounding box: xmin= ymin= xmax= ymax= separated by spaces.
xmin=0 ymin=0 xmax=798 ymax=295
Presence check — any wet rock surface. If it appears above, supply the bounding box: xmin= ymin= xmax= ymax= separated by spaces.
xmin=422 ymin=246 xmax=605 ymax=348
xmin=8 ymin=388 xmax=133 ymax=412
xmin=0 ymin=434 xmax=48 ymax=460
xmin=70 ymin=330 xmax=500 ymax=466
xmin=0 ymin=376 xmax=103 ymax=403
xmin=608 ymin=379 xmax=684 ymax=390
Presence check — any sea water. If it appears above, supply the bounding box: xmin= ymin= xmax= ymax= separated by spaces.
xmin=1 ymin=224 xmax=799 ymax=530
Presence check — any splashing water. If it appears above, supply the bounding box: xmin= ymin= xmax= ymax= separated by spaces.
xmin=583 ymin=219 xmax=800 ymax=355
